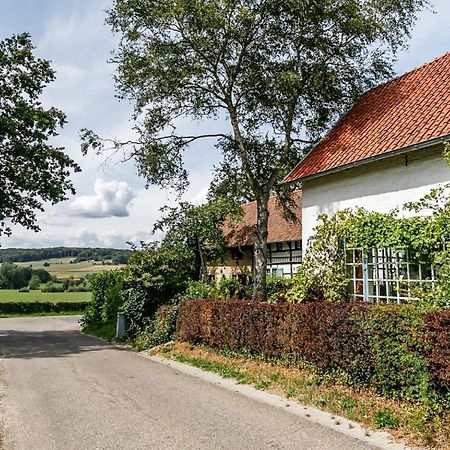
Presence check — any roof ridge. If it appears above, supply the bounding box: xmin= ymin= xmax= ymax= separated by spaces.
xmin=365 ymin=51 xmax=450 ymax=95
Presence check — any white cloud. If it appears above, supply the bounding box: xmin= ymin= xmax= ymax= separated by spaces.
xmin=70 ymin=179 xmax=136 ymax=218
xmin=63 ymin=229 xmax=153 ymax=248
xmin=191 ymin=186 xmax=209 ymax=205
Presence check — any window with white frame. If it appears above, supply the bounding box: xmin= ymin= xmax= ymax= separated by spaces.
xmin=345 ymin=248 xmax=436 ymax=304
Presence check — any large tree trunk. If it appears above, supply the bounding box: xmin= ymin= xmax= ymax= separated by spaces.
xmin=253 ymin=194 xmax=269 ymax=301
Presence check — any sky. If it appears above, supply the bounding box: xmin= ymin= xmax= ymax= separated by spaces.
xmin=1 ymin=0 xmax=449 ymax=249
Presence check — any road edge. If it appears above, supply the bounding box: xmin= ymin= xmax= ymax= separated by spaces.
xmin=144 ymin=354 xmax=415 ymax=450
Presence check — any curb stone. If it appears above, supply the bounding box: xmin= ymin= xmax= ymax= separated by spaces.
xmin=145 ymin=354 xmax=420 ymax=450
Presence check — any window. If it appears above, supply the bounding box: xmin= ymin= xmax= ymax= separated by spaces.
xmin=267 ymin=267 xmax=284 ymax=277
xmin=345 ymin=247 xmax=436 ymax=304
xmin=275 ymin=242 xmax=283 ymax=252
xmin=294 ymin=240 xmax=302 ymax=251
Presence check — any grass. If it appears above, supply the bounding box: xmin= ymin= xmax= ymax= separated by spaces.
xmin=152 ymin=342 xmax=450 ymax=450
xmin=15 ymin=257 xmax=125 ymax=279
xmin=82 ymin=323 xmax=117 ymax=341
xmin=0 ymin=290 xmax=91 ymax=303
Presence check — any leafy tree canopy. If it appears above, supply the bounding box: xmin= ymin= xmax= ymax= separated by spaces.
xmin=0 ymin=33 xmax=81 ymax=236
xmin=155 ymin=197 xmax=239 ymax=280
xmin=81 ymin=0 xmax=428 ymax=299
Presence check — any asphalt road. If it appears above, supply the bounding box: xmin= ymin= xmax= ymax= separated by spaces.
xmin=0 ymin=316 xmax=377 ymax=450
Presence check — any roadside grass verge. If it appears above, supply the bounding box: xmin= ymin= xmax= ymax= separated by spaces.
xmin=152 ymin=342 xmax=450 ymax=450
xmin=82 ymin=323 xmax=116 ymax=341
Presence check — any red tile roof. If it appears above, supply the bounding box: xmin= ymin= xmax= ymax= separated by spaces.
xmin=284 ymin=52 xmax=450 ymax=183
xmin=223 ymin=192 xmax=302 ymax=247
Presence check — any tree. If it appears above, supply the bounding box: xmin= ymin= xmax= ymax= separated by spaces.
xmin=28 ymin=275 xmax=41 ymax=290
xmin=31 ymin=268 xmax=52 ymax=283
xmin=0 ymin=33 xmax=80 ymax=236
xmin=155 ymin=198 xmax=238 ymax=280
xmin=0 ymin=263 xmax=32 ymax=289
xmin=81 ymin=0 xmax=427 ymax=300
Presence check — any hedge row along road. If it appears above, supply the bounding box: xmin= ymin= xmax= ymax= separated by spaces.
xmin=0 ymin=316 xmax=376 ymax=450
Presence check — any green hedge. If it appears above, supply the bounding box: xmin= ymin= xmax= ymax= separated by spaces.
xmin=177 ymin=300 xmax=450 ymax=405
xmin=0 ymin=301 xmax=89 ymax=315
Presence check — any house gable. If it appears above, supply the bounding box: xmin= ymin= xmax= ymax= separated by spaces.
xmin=301 ymin=144 xmax=450 ymax=244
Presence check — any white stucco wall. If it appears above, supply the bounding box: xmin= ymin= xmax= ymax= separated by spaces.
xmin=301 ymin=145 xmax=450 ymax=245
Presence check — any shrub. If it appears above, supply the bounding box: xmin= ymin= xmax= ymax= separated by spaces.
xmin=18 ymin=287 xmax=29 ymax=293
xmin=31 ymin=268 xmax=52 ymax=283
xmin=359 ymin=305 xmax=430 ymax=401
xmin=266 ymin=276 xmax=293 ymax=303
xmin=374 ymin=408 xmax=400 ymax=428
xmin=181 ymin=280 xmax=212 ymax=300
xmin=66 ymin=284 xmax=91 ymax=292
xmin=82 ymin=270 xmax=124 ymax=326
xmin=176 ymin=300 xmax=449 ymax=404
xmin=121 ymin=244 xmax=193 ymax=335
xmin=216 ymin=277 xmax=242 ymax=300
xmin=423 ymin=310 xmax=450 ymax=392
xmin=28 ymin=275 xmax=41 ymax=290
xmin=0 ymin=301 xmax=89 ymax=315
xmin=40 ymin=282 xmax=65 ymax=293
xmin=134 ymin=304 xmax=179 ymax=350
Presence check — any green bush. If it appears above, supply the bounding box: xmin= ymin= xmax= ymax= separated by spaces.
xmin=266 ymin=276 xmax=293 ymax=303
xmin=181 ymin=280 xmax=213 ymax=300
xmin=82 ymin=269 xmax=124 ymax=326
xmin=120 ymin=244 xmax=192 ymax=336
xmin=216 ymin=277 xmax=242 ymax=300
xmin=0 ymin=301 xmax=89 ymax=315
xmin=66 ymin=285 xmax=91 ymax=292
xmin=135 ymin=304 xmax=179 ymax=350
xmin=28 ymin=275 xmax=41 ymax=290
xmin=40 ymin=282 xmax=65 ymax=293
xmin=360 ymin=305 xmax=430 ymax=401
xmin=18 ymin=287 xmax=29 ymax=293
xmin=374 ymin=408 xmax=400 ymax=428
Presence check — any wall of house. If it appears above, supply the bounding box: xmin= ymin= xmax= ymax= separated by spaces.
xmin=267 ymin=241 xmax=302 ymax=278
xmin=302 ymin=145 xmax=450 ymax=245
xmin=208 ymin=241 xmax=303 ymax=280
xmin=208 ymin=247 xmax=253 ymax=280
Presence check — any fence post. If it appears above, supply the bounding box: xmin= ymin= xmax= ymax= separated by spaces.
xmin=116 ymin=312 xmax=126 ymax=339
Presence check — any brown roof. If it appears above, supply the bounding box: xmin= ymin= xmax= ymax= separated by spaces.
xmin=223 ymin=192 xmax=302 ymax=247
xmin=284 ymin=52 xmax=450 ymax=183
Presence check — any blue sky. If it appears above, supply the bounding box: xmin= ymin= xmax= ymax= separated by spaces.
xmin=1 ymin=0 xmax=449 ymax=249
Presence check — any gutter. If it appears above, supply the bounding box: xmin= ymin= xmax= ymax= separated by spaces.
xmin=283 ymin=133 xmax=450 ymax=186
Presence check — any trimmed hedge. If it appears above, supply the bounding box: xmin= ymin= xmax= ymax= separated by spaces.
xmin=423 ymin=310 xmax=450 ymax=392
xmin=0 ymin=301 xmax=89 ymax=315
xmin=177 ymin=300 xmax=450 ymax=404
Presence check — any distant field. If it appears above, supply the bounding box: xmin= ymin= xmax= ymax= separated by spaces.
xmin=15 ymin=257 xmax=125 ymax=279
xmin=0 ymin=290 xmax=91 ymax=303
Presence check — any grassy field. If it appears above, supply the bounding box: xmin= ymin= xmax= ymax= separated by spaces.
xmin=15 ymin=257 xmax=125 ymax=279
xmin=0 ymin=290 xmax=91 ymax=303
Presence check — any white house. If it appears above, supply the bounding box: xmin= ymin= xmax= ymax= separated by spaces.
xmin=284 ymin=52 xmax=450 ymax=302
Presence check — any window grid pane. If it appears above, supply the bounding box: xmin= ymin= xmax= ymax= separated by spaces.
xmin=345 ymin=247 xmax=435 ymax=304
